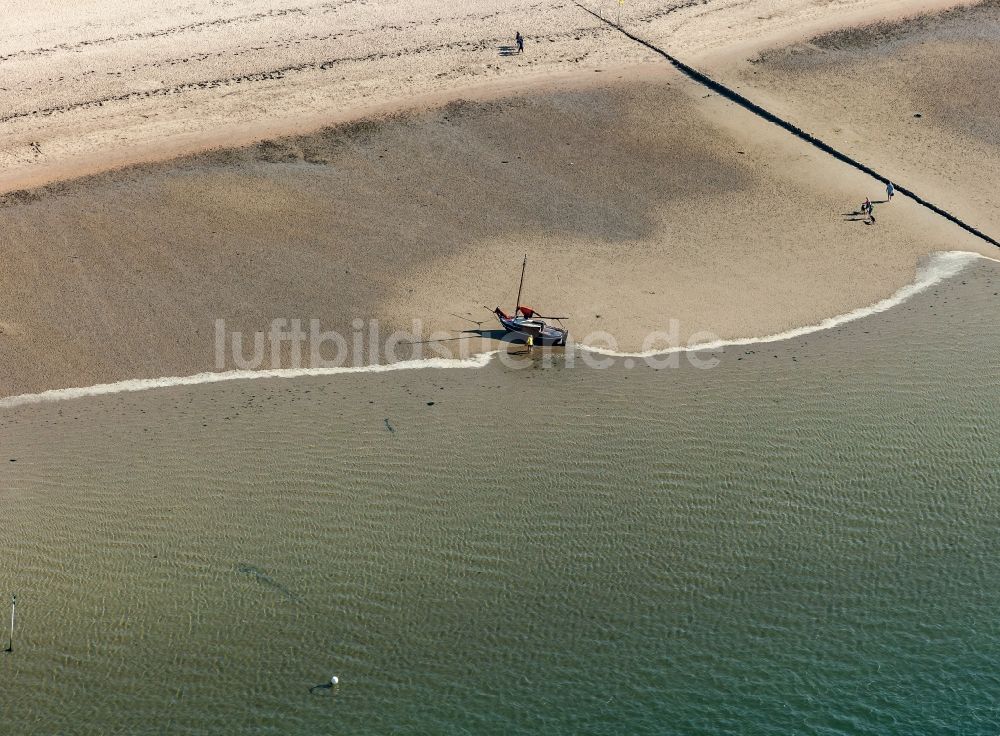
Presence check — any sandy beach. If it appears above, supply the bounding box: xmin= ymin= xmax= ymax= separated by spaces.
xmin=0 ymin=0 xmax=969 ymax=194
xmin=707 ymin=0 xmax=1000 ymax=238
xmin=0 ymin=0 xmax=997 ymax=396
xmin=3 ymin=4 xmax=1000 ymax=731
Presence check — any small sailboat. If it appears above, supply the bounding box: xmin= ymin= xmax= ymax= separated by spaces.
xmin=493 ymin=255 xmax=569 ymax=346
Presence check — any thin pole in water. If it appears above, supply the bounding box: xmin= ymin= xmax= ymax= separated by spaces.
xmin=5 ymin=594 xmax=15 ymax=653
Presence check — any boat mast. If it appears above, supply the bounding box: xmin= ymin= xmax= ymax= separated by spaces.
xmin=514 ymin=254 xmax=527 ymax=317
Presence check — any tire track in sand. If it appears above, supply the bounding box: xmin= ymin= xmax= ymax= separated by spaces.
xmin=0 ymin=25 xmax=600 ymax=127
xmin=0 ymin=0 xmax=356 ymax=64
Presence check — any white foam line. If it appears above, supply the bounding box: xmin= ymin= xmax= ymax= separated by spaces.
xmin=0 ymin=351 xmax=500 ymax=409
xmin=0 ymin=250 xmax=995 ymax=409
xmin=579 ymin=251 xmax=997 ymax=358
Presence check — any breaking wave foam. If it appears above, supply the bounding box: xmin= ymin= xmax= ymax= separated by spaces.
xmin=0 ymin=352 xmax=500 ymax=409
xmin=579 ymin=251 xmax=995 ymax=358
xmin=0 ymin=251 xmax=994 ymax=408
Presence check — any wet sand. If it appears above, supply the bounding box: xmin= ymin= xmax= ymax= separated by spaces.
xmin=711 ymin=0 xmax=1000 ymax=238
xmin=0 ymin=65 xmax=990 ymax=397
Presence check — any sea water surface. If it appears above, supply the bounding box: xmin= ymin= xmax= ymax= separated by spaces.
xmin=0 ymin=259 xmax=998 ymax=734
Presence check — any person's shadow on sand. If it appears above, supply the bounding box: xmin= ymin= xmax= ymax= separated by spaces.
xmin=843 ymin=199 xmax=887 ymax=223
xmin=498 ymin=44 xmax=519 ymax=56
xmin=843 ymin=212 xmax=875 ymax=225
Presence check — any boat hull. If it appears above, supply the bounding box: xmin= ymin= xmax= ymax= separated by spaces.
xmin=496 ymin=314 xmax=568 ymax=346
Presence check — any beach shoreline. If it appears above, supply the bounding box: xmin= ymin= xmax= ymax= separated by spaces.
xmin=0 ymin=249 xmax=993 ymax=408
xmin=0 ymin=0 xmax=997 ymax=397
xmin=4 ymin=4 xmax=1000 ymax=732
xmin=1 ymin=248 xmax=997 ymax=735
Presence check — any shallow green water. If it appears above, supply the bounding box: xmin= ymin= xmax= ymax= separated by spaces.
xmin=0 ymin=262 xmax=998 ymax=734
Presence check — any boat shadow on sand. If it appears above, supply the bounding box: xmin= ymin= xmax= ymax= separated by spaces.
xmin=462 ymin=328 xmax=514 ymax=342
xmin=409 ymin=329 xmax=526 ymax=344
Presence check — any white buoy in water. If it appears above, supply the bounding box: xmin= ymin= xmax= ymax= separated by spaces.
xmin=331 ymin=675 xmax=339 ymax=686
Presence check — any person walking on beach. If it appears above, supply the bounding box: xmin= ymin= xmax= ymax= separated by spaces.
xmin=886 ymin=181 xmax=895 ymax=200
xmin=515 ymin=31 xmax=524 ymax=54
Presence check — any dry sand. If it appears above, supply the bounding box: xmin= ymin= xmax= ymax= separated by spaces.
xmin=0 ymin=0 xmax=967 ymax=195
xmin=0 ymin=65 xmax=990 ymax=396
